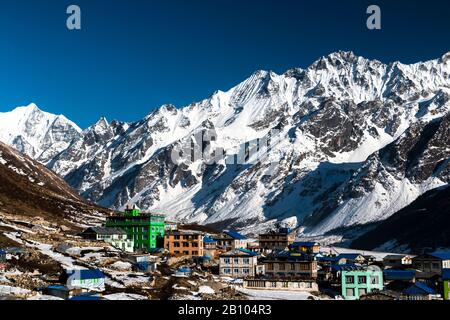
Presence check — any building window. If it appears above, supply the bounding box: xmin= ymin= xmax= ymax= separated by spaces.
xmin=174 ymin=235 xmax=180 ymax=240
xmin=234 ymin=268 xmax=239 ymax=274
xmin=224 ymin=258 xmax=230 ymax=264
xmin=370 ymin=276 xmax=379 ymax=285
xmin=192 ymin=251 xmax=198 ymax=256
xmin=279 ymin=263 xmax=285 ymax=271
xmin=183 ymin=251 xmax=189 ymax=255
xmin=243 ymin=258 xmax=250 ymax=265
xmin=346 ymin=288 xmax=355 ymax=297
xmin=268 ymin=263 xmax=274 ymax=271
xmin=234 ymin=258 xmax=239 ymax=264
xmin=359 ymin=288 xmax=367 ymax=297
xmin=271 ymin=282 xmax=277 ymax=288
xmin=290 ymin=264 xmax=295 ymax=271
xmin=174 ymin=242 xmax=180 ymax=248
xmin=223 ymin=268 xmax=231 ymax=274
xmin=358 ymin=276 xmax=367 ymax=284
xmin=345 ymin=276 xmax=355 ymax=284
xmin=243 ymin=268 xmax=250 ymax=274
xmin=183 ymin=242 xmax=190 ymax=248
xmin=432 ymin=263 xmax=440 ymax=269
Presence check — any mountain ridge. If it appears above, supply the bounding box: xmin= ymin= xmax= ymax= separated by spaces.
xmin=1 ymin=50 xmax=449 ymax=240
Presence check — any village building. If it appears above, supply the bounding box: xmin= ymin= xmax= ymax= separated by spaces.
xmin=61 ymin=269 xmax=106 ymax=293
xmin=126 ymin=254 xmax=159 ymax=273
xmin=383 ymin=269 xmax=416 ymax=292
xmin=203 ymin=236 xmax=218 ymax=259
xmin=317 ymin=255 xmax=347 ymax=266
xmin=383 ymin=254 xmax=413 ymax=268
xmin=219 ymin=248 xmax=262 ymax=278
xmin=341 ymin=266 xmax=384 ymax=300
xmin=413 ymin=252 xmax=450 ymax=275
xmin=384 ymin=269 xmax=416 ymax=282
xmin=0 ymin=249 xmax=6 ymax=263
xmin=336 ymin=253 xmax=366 ymax=265
xmin=288 ymin=241 xmax=320 ymax=254
xmin=165 ymin=220 xmax=178 ymax=232
xmin=258 ymin=228 xmax=296 ymax=251
xmin=261 ymin=251 xmax=318 ymax=279
xmin=213 ymin=230 xmax=249 ymax=252
xmin=401 ymin=282 xmax=440 ymax=300
xmin=106 ymin=205 xmax=165 ymax=252
xmin=243 ymin=278 xmax=318 ymax=292
xmin=80 ymin=227 xmax=134 ymax=253
xmin=246 ymin=240 xmax=261 ymax=253
xmin=363 ymin=255 xmax=376 ymax=264
xmin=164 ymin=230 xmax=204 ymax=257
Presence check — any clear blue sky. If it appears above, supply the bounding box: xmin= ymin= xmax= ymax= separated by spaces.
xmin=0 ymin=0 xmax=449 ymax=128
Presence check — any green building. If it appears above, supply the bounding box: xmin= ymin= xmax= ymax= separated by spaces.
xmin=341 ymin=266 xmax=384 ymax=300
xmin=106 ymin=205 xmax=165 ymax=252
xmin=443 ymin=269 xmax=450 ymax=300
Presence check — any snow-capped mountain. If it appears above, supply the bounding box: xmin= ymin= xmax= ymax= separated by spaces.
xmin=2 ymin=51 xmax=450 ymax=237
xmin=0 ymin=103 xmax=81 ymax=164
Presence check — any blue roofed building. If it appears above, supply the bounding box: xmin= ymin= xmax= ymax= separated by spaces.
xmin=61 ymin=269 xmax=106 ymax=293
xmin=214 ymin=230 xmax=249 ymax=251
xmin=203 ymin=236 xmax=218 ymax=259
xmin=219 ymin=248 xmax=263 ymax=278
xmin=413 ymin=252 xmax=450 ymax=275
xmin=401 ymin=281 xmax=439 ymax=300
xmin=384 ymin=269 xmax=416 ymax=282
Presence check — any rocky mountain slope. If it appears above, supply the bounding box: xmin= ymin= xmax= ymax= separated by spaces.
xmin=1 ymin=51 xmax=450 ymax=237
xmin=0 ymin=141 xmax=108 ymax=231
xmin=351 ymin=185 xmax=450 ymax=253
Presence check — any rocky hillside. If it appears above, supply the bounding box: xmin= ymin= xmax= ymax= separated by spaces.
xmin=1 ymin=51 xmax=450 ymax=238
xmin=350 ymin=185 xmax=450 ymax=253
xmin=0 ymin=141 xmax=108 ymax=231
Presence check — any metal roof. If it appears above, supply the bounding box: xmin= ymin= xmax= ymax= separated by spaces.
xmin=65 ymin=269 xmax=105 ymax=280
xmin=290 ymin=242 xmax=319 ymax=247
xmin=337 ymin=253 xmax=364 ymax=260
xmin=442 ymin=268 xmax=450 ymax=280
xmin=203 ymin=236 xmax=217 ymax=244
xmin=86 ymin=227 xmax=127 ymax=235
xmin=403 ymin=282 xmax=436 ymax=295
xmin=224 ymin=230 xmax=247 ymax=240
xmin=221 ymin=248 xmax=257 ymax=257
xmin=384 ymin=269 xmax=416 ymax=281
xmin=429 ymin=252 xmax=450 ymax=260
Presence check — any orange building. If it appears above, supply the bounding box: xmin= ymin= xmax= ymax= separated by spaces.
xmin=164 ymin=230 xmax=204 ymax=257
